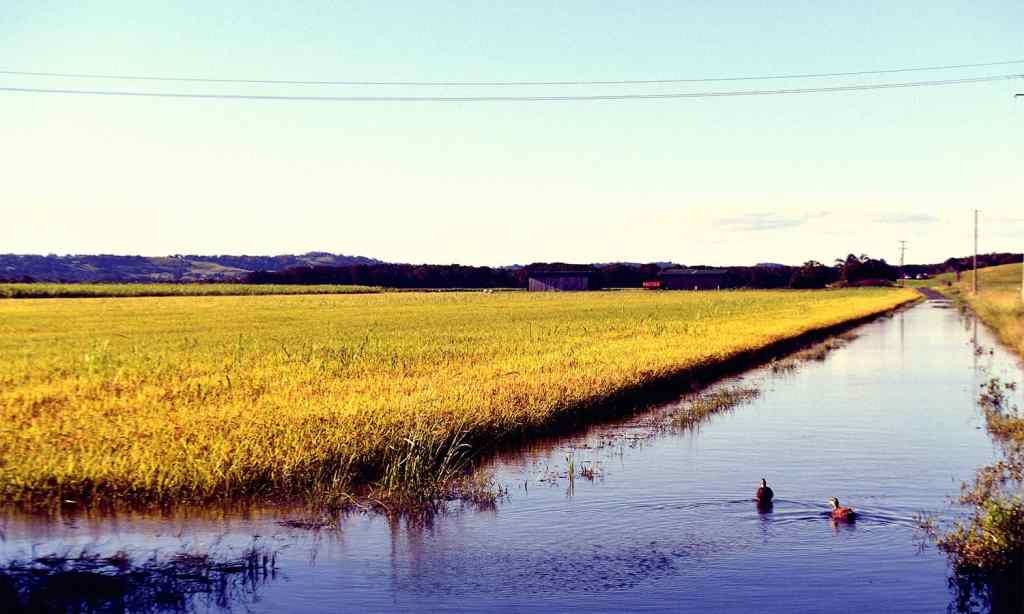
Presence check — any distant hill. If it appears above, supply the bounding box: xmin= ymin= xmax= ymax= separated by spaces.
xmin=5 ymin=250 xmax=1018 ymax=286
xmin=0 ymin=252 xmax=383 ymax=282
xmin=902 ymin=252 xmax=1023 ymax=278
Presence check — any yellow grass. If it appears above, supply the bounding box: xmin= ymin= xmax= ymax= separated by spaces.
xmin=900 ymin=278 xmax=941 ymax=288
xmin=0 ymin=288 xmax=916 ymax=504
xmin=948 ymin=263 xmax=1024 ymax=357
xmin=0 ymin=283 xmax=381 ymax=299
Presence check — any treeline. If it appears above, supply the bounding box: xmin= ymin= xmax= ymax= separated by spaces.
xmin=243 ymin=256 xmax=895 ymax=290
xmin=248 ymin=263 xmax=517 ymax=288
xmin=901 ymin=252 xmax=1023 ymax=278
xmin=247 ymin=263 xmax=605 ymax=289
xmin=789 ymin=254 xmax=899 ymax=289
xmin=6 ymin=251 xmax=1017 ymax=288
xmin=247 ymin=262 xmax=678 ymax=289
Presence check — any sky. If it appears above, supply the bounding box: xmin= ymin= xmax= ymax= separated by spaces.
xmin=1 ymin=1 xmax=1022 ymax=266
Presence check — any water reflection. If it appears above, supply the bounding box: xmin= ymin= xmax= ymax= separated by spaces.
xmin=829 ymin=518 xmax=857 ymax=536
xmin=948 ymin=563 xmax=1024 ymax=614
xmin=0 ymin=542 xmax=278 ymax=613
xmin=899 ymin=308 xmax=905 ymax=355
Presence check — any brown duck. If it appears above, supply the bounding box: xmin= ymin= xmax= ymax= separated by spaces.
xmin=829 ymin=497 xmax=856 ymax=521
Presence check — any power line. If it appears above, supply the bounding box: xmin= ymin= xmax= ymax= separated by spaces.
xmin=1 ymin=59 xmax=1023 ymax=87
xmin=0 ymin=73 xmax=1020 ymax=103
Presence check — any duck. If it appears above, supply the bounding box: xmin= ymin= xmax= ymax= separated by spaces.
xmin=755 ymin=478 xmax=774 ymax=504
xmin=828 ymin=497 xmax=856 ymax=521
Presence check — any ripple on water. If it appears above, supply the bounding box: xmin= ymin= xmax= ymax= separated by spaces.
xmin=391 ymin=536 xmax=721 ymax=596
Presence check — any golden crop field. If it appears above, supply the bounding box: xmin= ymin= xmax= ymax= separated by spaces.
xmin=0 ymin=283 xmax=382 ymax=299
xmin=0 ymin=288 xmax=916 ymax=505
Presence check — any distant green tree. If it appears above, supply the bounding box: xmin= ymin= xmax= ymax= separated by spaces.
xmin=789 ymin=260 xmax=834 ymax=289
xmin=835 ymin=254 xmax=897 ymax=284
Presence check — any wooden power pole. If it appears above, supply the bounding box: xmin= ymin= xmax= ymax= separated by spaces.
xmin=973 ymin=209 xmax=979 ymax=295
xmin=899 ymin=240 xmax=907 ymax=286
xmin=1018 ymin=94 xmax=1023 ymax=302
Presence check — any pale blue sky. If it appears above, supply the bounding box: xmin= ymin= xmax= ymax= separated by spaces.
xmin=2 ymin=1 xmax=1022 ymax=266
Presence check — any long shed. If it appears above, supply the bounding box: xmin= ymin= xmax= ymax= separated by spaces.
xmin=527 ymin=271 xmax=596 ymax=292
xmin=658 ymin=268 xmax=733 ymax=290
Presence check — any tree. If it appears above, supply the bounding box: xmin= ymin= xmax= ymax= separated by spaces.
xmin=837 ymin=254 xmax=897 ymax=284
xmin=790 ymin=261 xmax=834 ymax=289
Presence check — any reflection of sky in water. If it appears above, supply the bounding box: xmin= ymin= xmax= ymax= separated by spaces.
xmin=2 ymin=300 xmax=1021 ymax=613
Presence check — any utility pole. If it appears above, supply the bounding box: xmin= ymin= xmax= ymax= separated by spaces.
xmin=973 ymin=209 xmax=979 ymax=295
xmin=1018 ymin=94 xmax=1023 ymax=303
xmin=899 ymin=239 xmax=907 ymax=277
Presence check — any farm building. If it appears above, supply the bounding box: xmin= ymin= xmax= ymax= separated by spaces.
xmin=658 ymin=268 xmax=734 ymax=290
xmin=527 ymin=271 xmax=596 ymax=291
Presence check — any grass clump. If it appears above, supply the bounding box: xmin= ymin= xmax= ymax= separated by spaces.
xmin=978 ymin=378 xmax=1023 ymax=443
xmin=672 ymin=386 xmax=761 ymax=430
xmin=769 ymin=330 xmax=859 ymax=374
xmin=940 ymin=379 xmax=1024 ymax=569
xmin=0 ymin=288 xmax=915 ymax=506
xmin=920 ymin=377 xmax=1024 ymax=611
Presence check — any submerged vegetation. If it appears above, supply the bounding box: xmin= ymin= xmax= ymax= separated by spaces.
xmin=671 ymin=386 xmax=761 ymax=430
xmin=0 ymin=282 xmax=382 ymax=299
xmin=0 ymin=288 xmax=914 ymax=506
xmin=769 ymin=330 xmax=859 ymax=374
xmin=921 ymin=377 xmax=1024 ymax=612
xmin=0 ymin=542 xmax=278 ymax=613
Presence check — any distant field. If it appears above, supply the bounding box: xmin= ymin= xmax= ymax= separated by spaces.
xmin=901 ymin=277 xmax=947 ymax=288
xmin=947 ymin=263 xmax=1024 ymax=357
xmin=0 ymin=288 xmax=916 ymax=504
xmin=0 ymin=283 xmax=382 ymax=298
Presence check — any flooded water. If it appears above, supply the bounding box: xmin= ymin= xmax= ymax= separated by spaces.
xmin=3 ymin=297 xmax=1023 ymax=612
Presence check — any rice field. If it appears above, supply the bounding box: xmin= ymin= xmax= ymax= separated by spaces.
xmin=0 ymin=288 xmax=916 ymax=505
xmin=0 ymin=283 xmax=382 ymax=299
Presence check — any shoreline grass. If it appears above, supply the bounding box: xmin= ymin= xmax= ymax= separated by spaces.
xmin=935 ymin=263 xmax=1024 ymax=357
xmin=913 ymin=266 xmax=1024 ymax=608
xmin=0 ymin=283 xmax=382 ymax=299
xmin=0 ymin=288 xmax=916 ymax=507
xmin=918 ymin=377 xmax=1024 ymax=610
